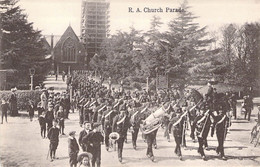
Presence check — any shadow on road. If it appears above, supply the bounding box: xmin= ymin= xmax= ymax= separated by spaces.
xmin=229 ymin=129 xmax=251 ymax=131
xmin=226 ymin=155 xmax=260 ymax=161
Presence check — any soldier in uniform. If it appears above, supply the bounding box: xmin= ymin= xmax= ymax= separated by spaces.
xmin=194 ymin=108 xmax=210 ymax=160
xmin=112 ymin=109 xmax=130 ymax=162
xmin=145 ymin=128 xmax=157 ymax=161
xmin=101 ymin=105 xmax=114 ymax=151
xmin=47 ymin=119 xmax=60 ymax=162
xmin=130 ymin=106 xmax=145 ymax=149
xmin=210 ymin=109 xmax=230 ymax=160
xmin=168 ymin=108 xmax=184 ymax=160
xmin=79 ymin=121 xmax=92 ymax=152
xmin=84 ymin=123 xmax=104 ymax=167
xmin=78 ymin=97 xmax=86 ymax=126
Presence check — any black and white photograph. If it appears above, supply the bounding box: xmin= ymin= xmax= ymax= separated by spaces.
xmin=0 ymin=0 xmax=260 ymax=166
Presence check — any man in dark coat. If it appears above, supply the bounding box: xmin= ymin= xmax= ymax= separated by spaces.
xmin=9 ymin=88 xmax=18 ymax=116
xmin=78 ymin=121 xmax=92 ymax=152
xmin=244 ymin=95 xmax=254 ymax=121
xmin=84 ymin=123 xmax=104 ymax=167
xmin=112 ymin=109 xmax=130 ymax=162
xmin=47 ymin=119 xmax=60 ymax=162
xmin=68 ymin=131 xmax=79 ymax=167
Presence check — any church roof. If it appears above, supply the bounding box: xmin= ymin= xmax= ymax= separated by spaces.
xmin=44 ymin=25 xmax=82 ymax=48
xmin=54 ymin=25 xmax=80 ymax=48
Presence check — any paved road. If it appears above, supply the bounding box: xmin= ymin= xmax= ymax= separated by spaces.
xmin=43 ymin=75 xmax=67 ymax=93
xmin=0 ymin=105 xmax=260 ymax=167
xmin=1 ymin=76 xmax=260 ymax=167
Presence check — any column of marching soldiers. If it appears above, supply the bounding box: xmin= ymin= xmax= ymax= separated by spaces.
xmin=38 ymin=71 xmax=242 ymax=167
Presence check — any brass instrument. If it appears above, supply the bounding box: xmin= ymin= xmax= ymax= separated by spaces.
xmin=109 ymin=132 xmax=120 ymax=141
xmin=198 ymin=110 xmax=210 ymax=138
xmin=140 ymin=107 xmax=166 ymax=134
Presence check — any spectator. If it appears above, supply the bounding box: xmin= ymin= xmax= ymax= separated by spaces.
xmin=27 ymin=100 xmax=35 ymax=121
xmin=1 ymin=99 xmax=9 ymax=124
xmin=9 ymin=88 xmax=18 ymax=116
xmin=68 ymin=131 xmax=79 ymax=167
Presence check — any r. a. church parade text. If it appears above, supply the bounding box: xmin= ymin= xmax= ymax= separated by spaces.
xmin=128 ymin=7 xmax=184 ymax=13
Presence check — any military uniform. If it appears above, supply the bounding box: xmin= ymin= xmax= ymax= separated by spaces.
xmin=130 ymin=108 xmax=143 ymax=149
xmin=194 ymin=110 xmax=211 ymax=160
xmin=168 ymin=114 xmax=184 ymax=159
xmin=210 ymin=111 xmax=230 ymax=159
xmin=112 ymin=112 xmax=130 ymax=162
xmin=101 ymin=108 xmax=115 ymax=151
xmin=145 ymin=129 xmax=157 ymax=161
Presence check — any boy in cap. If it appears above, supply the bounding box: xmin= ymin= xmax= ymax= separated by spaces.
xmin=56 ymin=106 xmax=65 ymax=135
xmin=47 ymin=119 xmax=60 ymax=162
xmin=45 ymin=103 xmax=55 ymax=132
xmin=84 ymin=122 xmax=104 ymax=167
xmin=68 ymin=131 xmax=79 ymax=167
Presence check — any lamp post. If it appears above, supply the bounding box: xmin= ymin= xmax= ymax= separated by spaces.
xmin=146 ymin=76 xmax=149 ymax=92
xmin=108 ymin=77 xmax=112 ymax=90
xmin=100 ymin=75 xmax=102 ymax=85
xmin=120 ymin=80 xmax=123 ymax=92
xmin=29 ymin=68 xmax=35 ymax=90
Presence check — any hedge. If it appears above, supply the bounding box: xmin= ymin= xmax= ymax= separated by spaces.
xmin=0 ymin=90 xmax=41 ymax=110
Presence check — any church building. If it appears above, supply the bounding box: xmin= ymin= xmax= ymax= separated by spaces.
xmin=53 ymin=25 xmax=87 ymax=74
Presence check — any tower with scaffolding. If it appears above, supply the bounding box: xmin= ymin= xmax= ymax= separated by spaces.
xmin=80 ymin=0 xmax=110 ymax=66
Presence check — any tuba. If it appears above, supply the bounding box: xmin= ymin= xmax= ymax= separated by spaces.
xmin=140 ymin=106 xmax=166 ymax=134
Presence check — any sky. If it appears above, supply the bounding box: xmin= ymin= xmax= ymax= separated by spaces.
xmin=17 ymin=0 xmax=260 ymax=36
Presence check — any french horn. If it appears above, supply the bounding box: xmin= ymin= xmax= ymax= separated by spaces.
xmin=109 ymin=132 xmax=120 ymax=141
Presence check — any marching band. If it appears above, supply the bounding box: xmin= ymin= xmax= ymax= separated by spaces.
xmin=41 ymin=70 xmax=247 ymax=166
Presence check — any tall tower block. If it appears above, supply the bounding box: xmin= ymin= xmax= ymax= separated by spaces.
xmin=80 ymin=0 xmax=110 ymax=62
